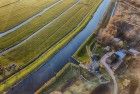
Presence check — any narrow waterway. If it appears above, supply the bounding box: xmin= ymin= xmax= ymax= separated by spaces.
xmin=7 ymin=0 xmax=113 ymax=94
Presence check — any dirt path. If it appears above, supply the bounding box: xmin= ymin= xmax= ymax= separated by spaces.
xmin=96 ymin=0 xmax=140 ymax=94
xmin=100 ymin=52 xmax=118 ymax=94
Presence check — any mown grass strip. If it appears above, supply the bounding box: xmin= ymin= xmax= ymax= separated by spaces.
xmin=0 ymin=0 xmax=77 ymax=52
xmin=0 ymin=0 xmax=58 ymax=32
xmin=0 ymin=0 xmax=102 ymax=93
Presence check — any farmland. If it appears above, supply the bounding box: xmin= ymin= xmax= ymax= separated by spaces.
xmin=0 ymin=0 xmax=102 ymax=92
xmin=0 ymin=0 xmax=102 ymax=67
xmin=0 ymin=0 xmax=138 ymax=93
xmin=0 ymin=0 xmax=18 ymax=8
xmin=0 ymin=0 xmax=58 ymax=32
xmin=0 ymin=0 xmax=77 ymax=52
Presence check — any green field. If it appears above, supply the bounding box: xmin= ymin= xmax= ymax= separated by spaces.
xmin=0 ymin=0 xmax=58 ymax=32
xmin=0 ymin=0 xmax=102 ymax=67
xmin=0 ymin=0 xmax=102 ymax=92
xmin=0 ymin=0 xmax=77 ymax=52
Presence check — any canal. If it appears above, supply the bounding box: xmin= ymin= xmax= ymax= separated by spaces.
xmin=7 ymin=0 xmax=114 ymax=93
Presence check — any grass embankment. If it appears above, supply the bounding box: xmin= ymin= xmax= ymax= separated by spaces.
xmin=0 ymin=0 xmax=102 ymax=92
xmin=0 ymin=0 xmax=77 ymax=52
xmin=73 ymin=32 xmax=97 ymax=63
xmin=0 ymin=0 xmax=58 ymax=32
xmin=35 ymin=63 xmax=99 ymax=94
xmin=73 ymin=30 xmax=104 ymax=64
xmin=36 ymin=63 xmax=79 ymax=94
xmin=73 ymin=0 xmax=116 ymax=64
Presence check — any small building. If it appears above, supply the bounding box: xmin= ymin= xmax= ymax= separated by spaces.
xmin=112 ymin=38 xmax=121 ymax=43
xmin=104 ymin=46 xmax=111 ymax=53
xmin=115 ymin=49 xmax=126 ymax=60
xmin=112 ymin=38 xmax=124 ymax=49
xmin=89 ymin=61 xmax=100 ymax=74
xmin=89 ymin=54 xmax=101 ymax=75
xmin=107 ymin=50 xmax=126 ymax=71
xmin=128 ymin=49 xmax=140 ymax=56
xmin=92 ymin=54 xmax=100 ymax=61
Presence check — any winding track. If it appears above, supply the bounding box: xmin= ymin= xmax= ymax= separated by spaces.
xmin=100 ymin=52 xmax=118 ymax=94
xmin=0 ymin=0 xmax=80 ymax=55
xmin=0 ymin=0 xmax=63 ymax=37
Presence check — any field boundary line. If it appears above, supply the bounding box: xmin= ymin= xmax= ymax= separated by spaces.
xmin=0 ymin=0 xmax=80 ymax=55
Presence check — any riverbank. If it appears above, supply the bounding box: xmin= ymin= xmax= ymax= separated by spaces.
xmin=73 ymin=0 xmax=117 ymax=64
xmin=35 ymin=63 xmax=99 ymax=94
xmin=5 ymin=0 xmax=112 ymax=93
xmin=0 ymin=0 xmax=102 ymax=93
xmin=73 ymin=0 xmax=140 ymax=94
xmin=35 ymin=63 xmax=110 ymax=94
